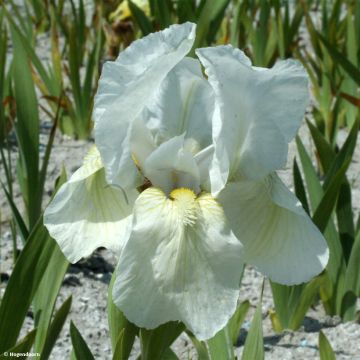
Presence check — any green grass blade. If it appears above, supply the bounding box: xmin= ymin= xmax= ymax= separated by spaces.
xmin=70 ymin=322 xmax=95 ymax=360
xmin=40 ymin=296 xmax=72 ymax=360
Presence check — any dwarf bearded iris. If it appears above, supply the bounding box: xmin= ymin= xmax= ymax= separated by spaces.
xmin=44 ymin=22 xmax=329 ymax=340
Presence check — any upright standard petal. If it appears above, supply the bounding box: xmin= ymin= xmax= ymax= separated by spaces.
xmin=143 ymin=135 xmax=201 ymax=194
xmin=145 ymin=58 xmax=214 ymax=148
xmin=44 ymin=148 xmax=138 ymax=263
xmin=196 ymin=45 xmax=309 ymax=193
xmin=218 ymin=175 xmax=329 ymax=285
xmin=94 ymin=22 xmax=196 ymax=189
xmin=113 ymin=187 xmax=243 ymax=340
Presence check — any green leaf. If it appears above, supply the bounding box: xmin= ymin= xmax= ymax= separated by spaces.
xmin=153 ymin=0 xmax=172 ymax=28
xmin=322 ymin=120 xmax=359 ymax=191
xmin=10 ymin=23 xmax=41 ymax=228
xmin=336 ymin=179 xmax=355 ymax=263
xmin=40 ymin=296 xmax=73 ymax=360
xmin=1 ymin=183 xmax=29 ymax=242
xmin=129 ymin=0 xmax=154 ymax=36
xmin=33 ymin=244 xmax=69 ymax=353
xmin=319 ymin=331 xmax=336 ymax=360
xmin=191 ymin=0 xmax=230 ymax=53
xmin=228 ymin=300 xmax=250 ymax=345
xmin=289 ymin=274 xmax=326 ymax=330
xmin=312 ymin=159 xmax=350 ymax=233
xmin=318 ymin=33 xmax=360 ymax=87
xmin=107 ymin=273 xmax=138 ymax=355
xmin=296 ymin=137 xmax=346 ymax=314
xmin=0 ymin=330 xmax=37 ymax=359
xmin=140 ymin=321 xmax=185 ymax=360
xmin=342 ymin=231 xmax=360 ymax=321
xmin=207 ymin=325 xmax=234 ymax=360
xmin=241 ymin=291 xmax=264 ymax=360
xmin=160 ymin=348 xmax=179 ymax=360
xmin=293 ymin=159 xmax=310 ymax=215
xmin=185 ymin=331 xmax=210 ymax=360
xmin=229 ymin=0 xmax=242 ymax=47
xmin=177 ymin=0 xmax=196 ymax=23
xmin=0 ymin=219 xmax=58 ymax=352
xmin=112 ymin=322 xmax=138 ymax=360
xmin=306 ymin=119 xmax=334 ymax=173
xmin=4 ymin=9 xmax=59 ymax=95
xmin=270 ymin=282 xmax=302 ymax=330
xmin=70 ymin=322 xmax=95 ymax=360
xmin=295 ymin=136 xmax=323 ymax=212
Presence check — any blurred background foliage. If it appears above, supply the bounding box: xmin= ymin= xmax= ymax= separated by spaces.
xmin=0 ymin=0 xmax=359 ymax=358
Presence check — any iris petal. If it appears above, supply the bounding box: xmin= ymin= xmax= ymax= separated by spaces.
xmin=196 ymin=45 xmax=309 ymax=194
xmin=94 ymin=22 xmax=196 ymax=190
xmin=44 ymin=148 xmax=138 ymax=263
xmin=218 ymin=174 xmax=329 ymax=285
xmin=113 ymin=187 xmax=243 ymax=340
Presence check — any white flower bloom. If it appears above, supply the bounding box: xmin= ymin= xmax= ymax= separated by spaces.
xmin=44 ymin=23 xmax=329 ymax=340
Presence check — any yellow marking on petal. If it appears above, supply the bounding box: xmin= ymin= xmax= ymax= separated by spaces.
xmin=83 ymin=145 xmax=103 ymax=170
xmin=131 ymin=153 xmax=140 ymax=168
xmin=169 ymin=188 xmax=197 ymax=226
xmin=184 ymin=138 xmax=200 ymax=155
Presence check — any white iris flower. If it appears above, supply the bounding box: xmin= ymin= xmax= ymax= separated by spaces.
xmin=44 ymin=22 xmax=329 ymax=340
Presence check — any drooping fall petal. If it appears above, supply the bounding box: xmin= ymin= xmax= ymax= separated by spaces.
xmin=218 ymin=174 xmax=329 ymax=285
xmin=44 ymin=147 xmax=138 ymax=263
xmin=113 ymin=187 xmax=243 ymax=340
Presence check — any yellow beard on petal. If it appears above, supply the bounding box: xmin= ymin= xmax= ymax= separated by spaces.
xmin=169 ymin=188 xmax=197 ymax=226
